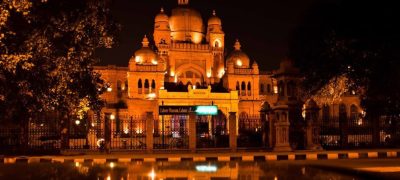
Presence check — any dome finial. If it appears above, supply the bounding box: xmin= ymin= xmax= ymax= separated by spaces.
xmin=212 ymin=10 xmax=216 ymax=16
xmin=234 ymin=39 xmax=241 ymax=50
xmin=160 ymin=7 xmax=164 ymax=13
xmin=178 ymin=0 xmax=189 ymax=5
xmin=142 ymin=35 xmax=149 ymax=47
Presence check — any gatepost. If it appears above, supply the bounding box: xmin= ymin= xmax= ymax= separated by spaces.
xmin=146 ymin=112 xmax=154 ymax=152
xmin=189 ymin=112 xmax=197 ymax=152
xmin=229 ymin=112 xmax=237 ymax=152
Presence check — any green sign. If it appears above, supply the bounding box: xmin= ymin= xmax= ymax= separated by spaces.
xmin=195 ymin=106 xmax=218 ymax=115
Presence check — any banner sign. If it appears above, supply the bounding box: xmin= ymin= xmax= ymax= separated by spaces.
xmin=159 ymin=105 xmax=218 ymax=115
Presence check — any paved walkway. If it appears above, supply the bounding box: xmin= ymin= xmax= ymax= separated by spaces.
xmin=1 ymin=149 xmax=399 ymax=164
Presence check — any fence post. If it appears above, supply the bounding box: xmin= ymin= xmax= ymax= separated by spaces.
xmin=104 ymin=113 xmax=111 ymax=153
xmin=229 ymin=112 xmax=237 ymax=152
xmin=146 ymin=112 xmax=154 ymax=152
xmin=189 ymin=112 xmax=196 ymax=152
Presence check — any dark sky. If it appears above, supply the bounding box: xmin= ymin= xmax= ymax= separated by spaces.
xmin=95 ymin=0 xmax=319 ymax=70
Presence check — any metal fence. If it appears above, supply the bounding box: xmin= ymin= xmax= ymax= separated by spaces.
xmin=154 ymin=115 xmax=189 ymax=150
xmin=320 ymin=116 xmax=400 ymax=149
xmin=238 ymin=115 xmax=263 ymax=148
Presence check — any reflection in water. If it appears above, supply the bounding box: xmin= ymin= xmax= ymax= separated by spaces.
xmin=0 ymin=161 xmax=360 ymax=180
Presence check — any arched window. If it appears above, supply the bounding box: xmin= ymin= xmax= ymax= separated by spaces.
xmin=267 ymin=84 xmax=271 ymax=94
xmin=214 ymin=40 xmax=220 ymax=48
xmin=287 ymin=81 xmax=296 ymax=97
xmin=144 ymin=79 xmax=149 ymax=94
xmin=322 ymin=104 xmax=330 ymax=122
xmin=350 ymin=105 xmax=358 ymax=123
xmin=260 ymin=83 xmax=265 ymax=94
xmin=138 ymin=79 xmax=142 ymax=94
xmin=247 ymin=82 xmax=251 ymax=96
xmin=339 ymin=104 xmax=347 ymax=123
xmin=124 ymin=80 xmax=128 ymax=91
xmin=241 ymin=81 xmax=246 ymax=96
xmin=151 ymin=80 xmax=156 ymax=93
xmin=278 ymin=81 xmax=285 ymax=97
xmin=117 ymin=80 xmax=122 ymax=91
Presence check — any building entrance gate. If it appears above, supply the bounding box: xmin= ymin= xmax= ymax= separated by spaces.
xmin=196 ymin=112 xmax=229 ymax=148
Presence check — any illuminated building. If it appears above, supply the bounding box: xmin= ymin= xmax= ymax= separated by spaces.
xmin=94 ymin=0 xmax=362 ymax=151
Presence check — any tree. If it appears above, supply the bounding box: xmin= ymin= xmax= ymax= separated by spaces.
xmin=289 ymin=0 xmax=400 ymax=144
xmin=0 ymin=0 xmax=119 ymax=147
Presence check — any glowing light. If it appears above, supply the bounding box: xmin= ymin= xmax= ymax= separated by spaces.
xmin=109 ymin=162 xmax=115 ymax=169
xmin=193 ymin=85 xmax=196 ymax=89
xmin=107 ymin=87 xmax=112 ymax=92
xmin=75 ymin=120 xmax=81 ymax=125
xmin=136 ymin=128 xmax=143 ymax=134
xmin=195 ymin=165 xmax=217 ymax=172
xmin=207 ymin=72 xmax=212 ymax=78
xmin=106 ymin=175 xmax=111 ymax=180
xmin=195 ymin=106 xmax=218 ymax=115
xmin=124 ymin=129 xmax=129 ymax=134
xmin=218 ymin=69 xmax=225 ymax=78
xmin=147 ymin=93 xmax=156 ymax=99
xmin=273 ymin=86 xmax=278 ymax=94
xmin=357 ymin=119 xmax=363 ymax=125
xmin=135 ymin=56 xmax=141 ymax=63
xmin=170 ymin=71 xmax=175 ymax=77
xmin=75 ymin=162 xmax=80 ymax=167
xmin=236 ymin=59 xmax=242 ymax=67
xmin=91 ymin=123 xmax=95 ymax=127
xmin=97 ymin=138 xmax=105 ymax=148
xmin=110 ymin=114 xmax=115 ymax=120
xmin=151 ymin=59 xmax=158 ymax=65
xmin=148 ymin=169 xmax=156 ymax=180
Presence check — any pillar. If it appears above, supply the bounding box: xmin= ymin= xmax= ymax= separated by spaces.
xmin=305 ymin=101 xmax=322 ymax=150
xmin=229 ymin=112 xmax=237 ymax=152
xmin=273 ymin=105 xmax=292 ymax=151
xmin=189 ymin=112 xmax=197 ymax=152
xmin=104 ymin=113 xmax=111 ymax=153
xmin=146 ymin=112 xmax=154 ymax=152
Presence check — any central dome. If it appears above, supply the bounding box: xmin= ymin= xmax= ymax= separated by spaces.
xmin=169 ymin=5 xmax=204 ymax=44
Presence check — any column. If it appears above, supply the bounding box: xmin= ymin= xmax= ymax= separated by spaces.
xmin=229 ymin=112 xmax=237 ymax=152
xmin=273 ymin=106 xmax=292 ymax=152
xmin=146 ymin=112 xmax=154 ymax=152
xmin=189 ymin=113 xmax=197 ymax=152
xmin=104 ymin=113 xmax=111 ymax=153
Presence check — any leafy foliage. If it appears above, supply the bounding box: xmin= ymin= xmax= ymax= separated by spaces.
xmin=0 ymin=0 xmax=119 ymax=123
xmin=289 ymin=0 xmax=400 ymax=117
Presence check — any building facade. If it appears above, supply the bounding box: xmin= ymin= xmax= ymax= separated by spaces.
xmin=93 ymin=0 xmax=362 ymax=151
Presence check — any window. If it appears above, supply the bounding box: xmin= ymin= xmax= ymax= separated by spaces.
xmin=260 ymin=83 xmax=265 ymax=94
xmin=350 ymin=105 xmax=358 ymax=123
xmin=322 ymin=105 xmax=330 ymax=122
xmin=241 ymin=81 xmax=246 ymax=96
xmin=151 ymin=80 xmax=156 ymax=93
xmin=278 ymin=81 xmax=284 ymax=96
xmin=138 ymin=79 xmax=142 ymax=94
xmin=144 ymin=79 xmax=149 ymax=94
xmin=247 ymin=82 xmax=251 ymax=96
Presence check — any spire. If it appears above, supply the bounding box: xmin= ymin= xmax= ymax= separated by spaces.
xmin=234 ymin=39 xmax=241 ymax=50
xmin=160 ymin=7 xmax=164 ymax=13
xmin=212 ymin=10 xmax=216 ymax=16
xmin=142 ymin=35 xmax=149 ymax=47
xmin=178 ymin=0 xmax=189 ymax=5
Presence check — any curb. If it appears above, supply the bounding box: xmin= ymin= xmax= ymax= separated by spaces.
xmin=1 ymin=150 xmax=399 ymax=164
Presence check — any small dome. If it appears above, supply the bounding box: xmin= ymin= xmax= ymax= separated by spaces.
xmin=155 ymin=8 xmax=169 ymax=23
xmin=208 ymin=10 xmax=221 ymax=25
xmin=134 ymin=35 xmax=157 ymax=65
xmin=226 ymin=39 xmax=250 ymax=68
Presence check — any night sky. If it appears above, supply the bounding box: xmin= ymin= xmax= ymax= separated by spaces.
xmin=95 ymin=0 xmax=321 ymax=70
